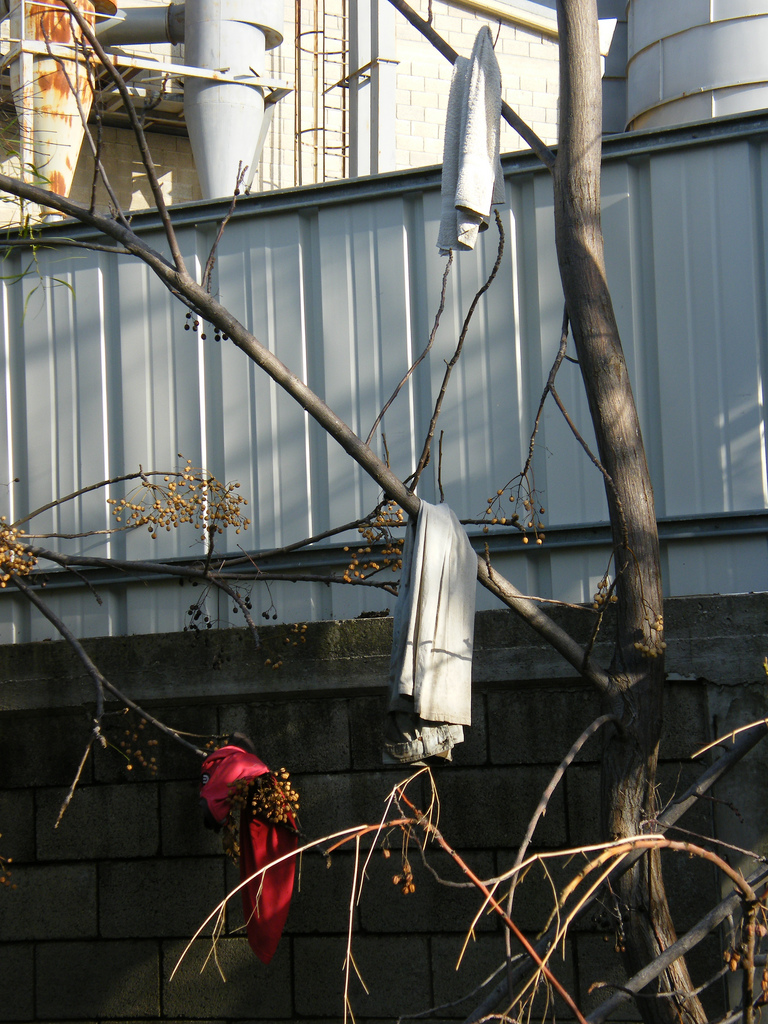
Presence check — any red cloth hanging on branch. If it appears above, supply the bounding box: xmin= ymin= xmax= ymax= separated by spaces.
xmin=199 ymin=743 xmax=298 ymax=964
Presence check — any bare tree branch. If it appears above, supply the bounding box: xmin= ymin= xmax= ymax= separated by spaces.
xmin=464 ymin=722 xmax=768 ymax=1022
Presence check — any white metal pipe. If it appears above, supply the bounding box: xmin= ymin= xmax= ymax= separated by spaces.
xmin=96 ymin=4 xmax=184 ymax=46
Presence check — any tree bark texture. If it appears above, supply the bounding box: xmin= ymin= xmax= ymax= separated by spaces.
xmin=553 ymin=4 xmax=705 ymax=1022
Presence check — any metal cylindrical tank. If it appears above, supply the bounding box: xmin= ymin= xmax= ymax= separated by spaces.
xmin=9 ymin=0 xmax=116 ymax=198
xmin=627 ymin=1 xmax=768 ymax=130
xmin=184 ymin=0 xmax=283 ymax=200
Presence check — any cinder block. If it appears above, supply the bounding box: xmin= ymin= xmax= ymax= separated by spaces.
xmin=398 ymin=74 xmax=426 ymax=92
xmin=295 ymin=771 xmax=396 ymax=843
xmin=487 ymin=685 xmax=601 ymax=765
xmin=0 ymin=943 xmax=33 ymax=1022
xmin=284 ymin=848 xmax=358 ymax=934
xmin=529 ymin=40 xmax=559 ymax=60
xmin=564 ymin=765 xmax=602 ymax=848
xmin=349 ymin=694 xmax=386 ymax=769
xmin=358 ymin=847 xmax=497 ymax=934
xmin=433 ymin=933 xmax=574 ymax=1021
xmin=432 ymin=766 xmax=567 ymax=849
xmin=160 ymin=780 xmax=224 ymax=857
xmin=36 ymin=783 xmax=159 ymax=860
xmin=294 ymin=934 xmax=431 ymax=1018
xmin=430 ymin=932 xmax=507 ymax=1011
xmin=0 ymin=788 xmax=34 ymax=863
xmin=660 ymin=682 xmax=708 ymax=759
xmin=411 ymin=121 xmax=440 ymax=140
xmin=424 ymin=105 xmax=448 ymax=125
xmin=0 ymin=863 xmax=96 ymax=939
xmin=99 ymin=857 xmax=225 ymax=938
xmin=220 ymin=698 xmax=352 ymax=772
xmin=499 ymin=35 xmax=532 ymax=58
xmin=574 ymin=933 xmax=641 ymax=1020
xmin=163 ymin=937 xmax=291 ymax=1019
xmin=0 ymin=710 xmax=94 ymax=787
xmin=36 ymin=940 xmax=160 ymax=1020
xmin=397 ymin=103 xmax=426 ymax=122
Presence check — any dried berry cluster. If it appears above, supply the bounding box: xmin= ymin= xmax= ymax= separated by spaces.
xmin=592 ymin=576 xmax=618 ymax=611
xmin=0 ymin=517 xmax=36 ymax=587
xmin=392 ymin=856 xmax=416 ymax=895
xmin=118 ymin=718 xmax=160 ymax=774
xmin=0 ymin=836 xmax=15 ymax=890
xmin=342 ymin=503 xmax=405 ymax=582
xmin=251 ymin=769 xmax=300 ymax=826
xmin=107 ymin=457 xmax=250 ymax=542
xmin=263 ymin=622 xmax=308 ymax=669
xmin=634 ymin=610 xmax=666 ymax=659
xmin=219 ymin=770 xmax=300 ymax=862
xmin=482 ymin=489 xmax=547 ymax=545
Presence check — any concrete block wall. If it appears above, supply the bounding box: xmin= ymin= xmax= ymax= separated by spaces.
xmin=2 ymin=596 xmax=763 ymax=1023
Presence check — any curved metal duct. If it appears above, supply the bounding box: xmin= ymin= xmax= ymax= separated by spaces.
xmin=96 ymin=2 xmax=184 ymax=46
xmin=627 ymin=1 xmax=768 ymax=130
xmin=183 ymin=0 xmax=283 ymax=199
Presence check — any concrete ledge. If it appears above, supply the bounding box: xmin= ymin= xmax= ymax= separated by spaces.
xmin=0 ymin=594 xmax=765 ymax=712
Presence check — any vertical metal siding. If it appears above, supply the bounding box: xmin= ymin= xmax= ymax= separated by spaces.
xmin=0 ymin=123 xmax=766 ymax=642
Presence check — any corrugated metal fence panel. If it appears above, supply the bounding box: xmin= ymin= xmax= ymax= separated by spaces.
xmin=0 ymin=123 xmax=766 ymax=642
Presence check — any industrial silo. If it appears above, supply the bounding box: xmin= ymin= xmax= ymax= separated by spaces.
xmin=626 ymin=1 xmax=768 ymax=130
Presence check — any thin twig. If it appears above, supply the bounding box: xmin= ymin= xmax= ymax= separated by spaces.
xmin=590 ymin=962 xmax=731 ymax=1002
xmin=549 ymin=384 xmax=627 ymax=545
xmin=0 ymin=237 xmax=130 ymax=254
xmin=586 ymin=865 xmax=768 ymax=1024
xmin=208 ymin=575 xmax=260 ymax=647
xmin=12 ymin=468 xmax=177 ymax=529
xmin=437 ymin=430 xmax=445 ymax=503
xmin=11 ymin=574 xmax=206 ymax=756
xmin=411 ymin=212 xmax=505 ymax=490
xmin=695 ymin=718 xmax=768 ymax=759
xmin=24 ymin=545 xmax=398 ymax=593
xmin=366 ymin=252 xmax=453 ymax=446
xmin=742 ymin=897 xmax=758 ymax=1024
xmin=519 ymin=306 xmax=570 ymax=486
xmin=505 ymin=714 xmax=618 ymax=916
xmin=223 ymin=512 xmax=402 ymax=567
xmin=463 ymin=724 xmax=768 ymax=1022
xmin=201 ymin=163 xmax=246 ymax=294
xmin=55 ymin=736 xmax=94 ymax=827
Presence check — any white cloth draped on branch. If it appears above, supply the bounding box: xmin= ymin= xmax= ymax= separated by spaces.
xmin=384 ymin=501 xmax=476 ymax=764
xmin=437 ymin=25 xmax=505 ymax=255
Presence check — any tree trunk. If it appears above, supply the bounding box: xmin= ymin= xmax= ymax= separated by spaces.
xmin=553 ymin=4 xmax=706 ymax=1023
